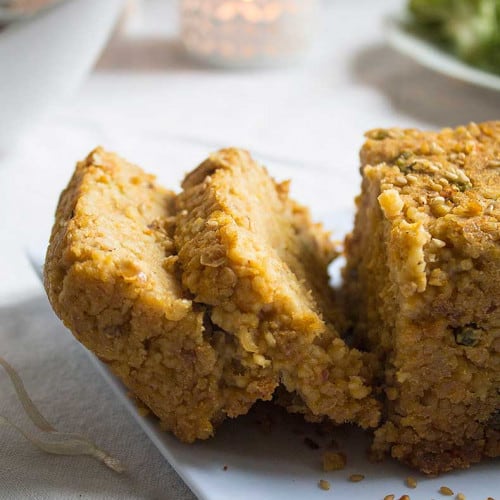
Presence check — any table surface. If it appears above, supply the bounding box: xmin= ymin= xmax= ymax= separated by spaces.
xmin=1 ymin=0 xmax=499 ymax=498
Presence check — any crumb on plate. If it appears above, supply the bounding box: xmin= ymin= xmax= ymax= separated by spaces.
xmin=406 ymin=476 xmax=417 ymax=489
xmin=322 ymin=451 xmax=346 ymax=471
xmin=439 ymin=486 xmax=454 ymax=496
xmin=348 ymin=474 xmax=365 ymax=482
xmin=318 ymin=479 xmax=330 ymax=491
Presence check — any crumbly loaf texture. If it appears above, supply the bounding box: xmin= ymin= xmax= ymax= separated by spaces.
xmin=174 ymin=148 xmax=381 ymax=428
xmin=344 ymin=122 xmax=500 ymax=473
xmin=44 ymin=148 xmax=278 ymax=443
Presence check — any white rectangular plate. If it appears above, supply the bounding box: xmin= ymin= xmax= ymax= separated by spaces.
xmin=75 ymin=355 xmax=500 ymax=500
xmin=30 ymin=239 xmax=499 ymax=500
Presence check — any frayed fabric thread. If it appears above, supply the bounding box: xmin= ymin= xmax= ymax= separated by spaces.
xmin=0 ymin=356 xmax=125 ymax=473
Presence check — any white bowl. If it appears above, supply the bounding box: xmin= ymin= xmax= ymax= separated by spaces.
xmin=385 ymin=14 xmax=500 ymax=92
xmin=0 ymin=0 xmax=124 ymax=154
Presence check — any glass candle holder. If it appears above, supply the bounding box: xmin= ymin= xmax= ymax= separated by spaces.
xmin=180 ymin=0 xmax=319 ymax=68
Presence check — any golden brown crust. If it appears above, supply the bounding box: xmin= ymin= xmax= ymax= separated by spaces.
xmin=44 ymin=148 xmax=277 ymax=442
xmin=175 ymin=148 xmax=381 ymax=428
xmin=344 ymin=122 xmax=500 ymax=473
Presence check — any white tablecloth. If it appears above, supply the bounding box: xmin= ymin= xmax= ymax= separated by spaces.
xmin=1 ymin=0 xmax=499 ymax=498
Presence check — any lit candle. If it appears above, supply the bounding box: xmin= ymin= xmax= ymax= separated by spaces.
xmin=180 ymin=0 xmax=319 ymax=67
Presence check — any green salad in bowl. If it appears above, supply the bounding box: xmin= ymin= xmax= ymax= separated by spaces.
xmin=409 ymin=0 xmax=500 ymax=74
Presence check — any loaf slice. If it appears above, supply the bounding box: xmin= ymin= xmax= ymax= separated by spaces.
xmin=174 ymin=148 xmax=381 ymax=428
xmin=44 ymin=148 xmax=278 ymax=442
xmin=344 ymin=122 xmax=500 ymax=473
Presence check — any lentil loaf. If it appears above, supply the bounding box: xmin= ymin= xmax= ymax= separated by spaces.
xmin=44 ymin=147 xmax=380 ymax=444
xmin=44 ymin=148 xmax=278 ymax=442
xmin=175 ymin=148 xmax=380 ymax=428
xmin=343 ymin=122 xmax=500 ymax=474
